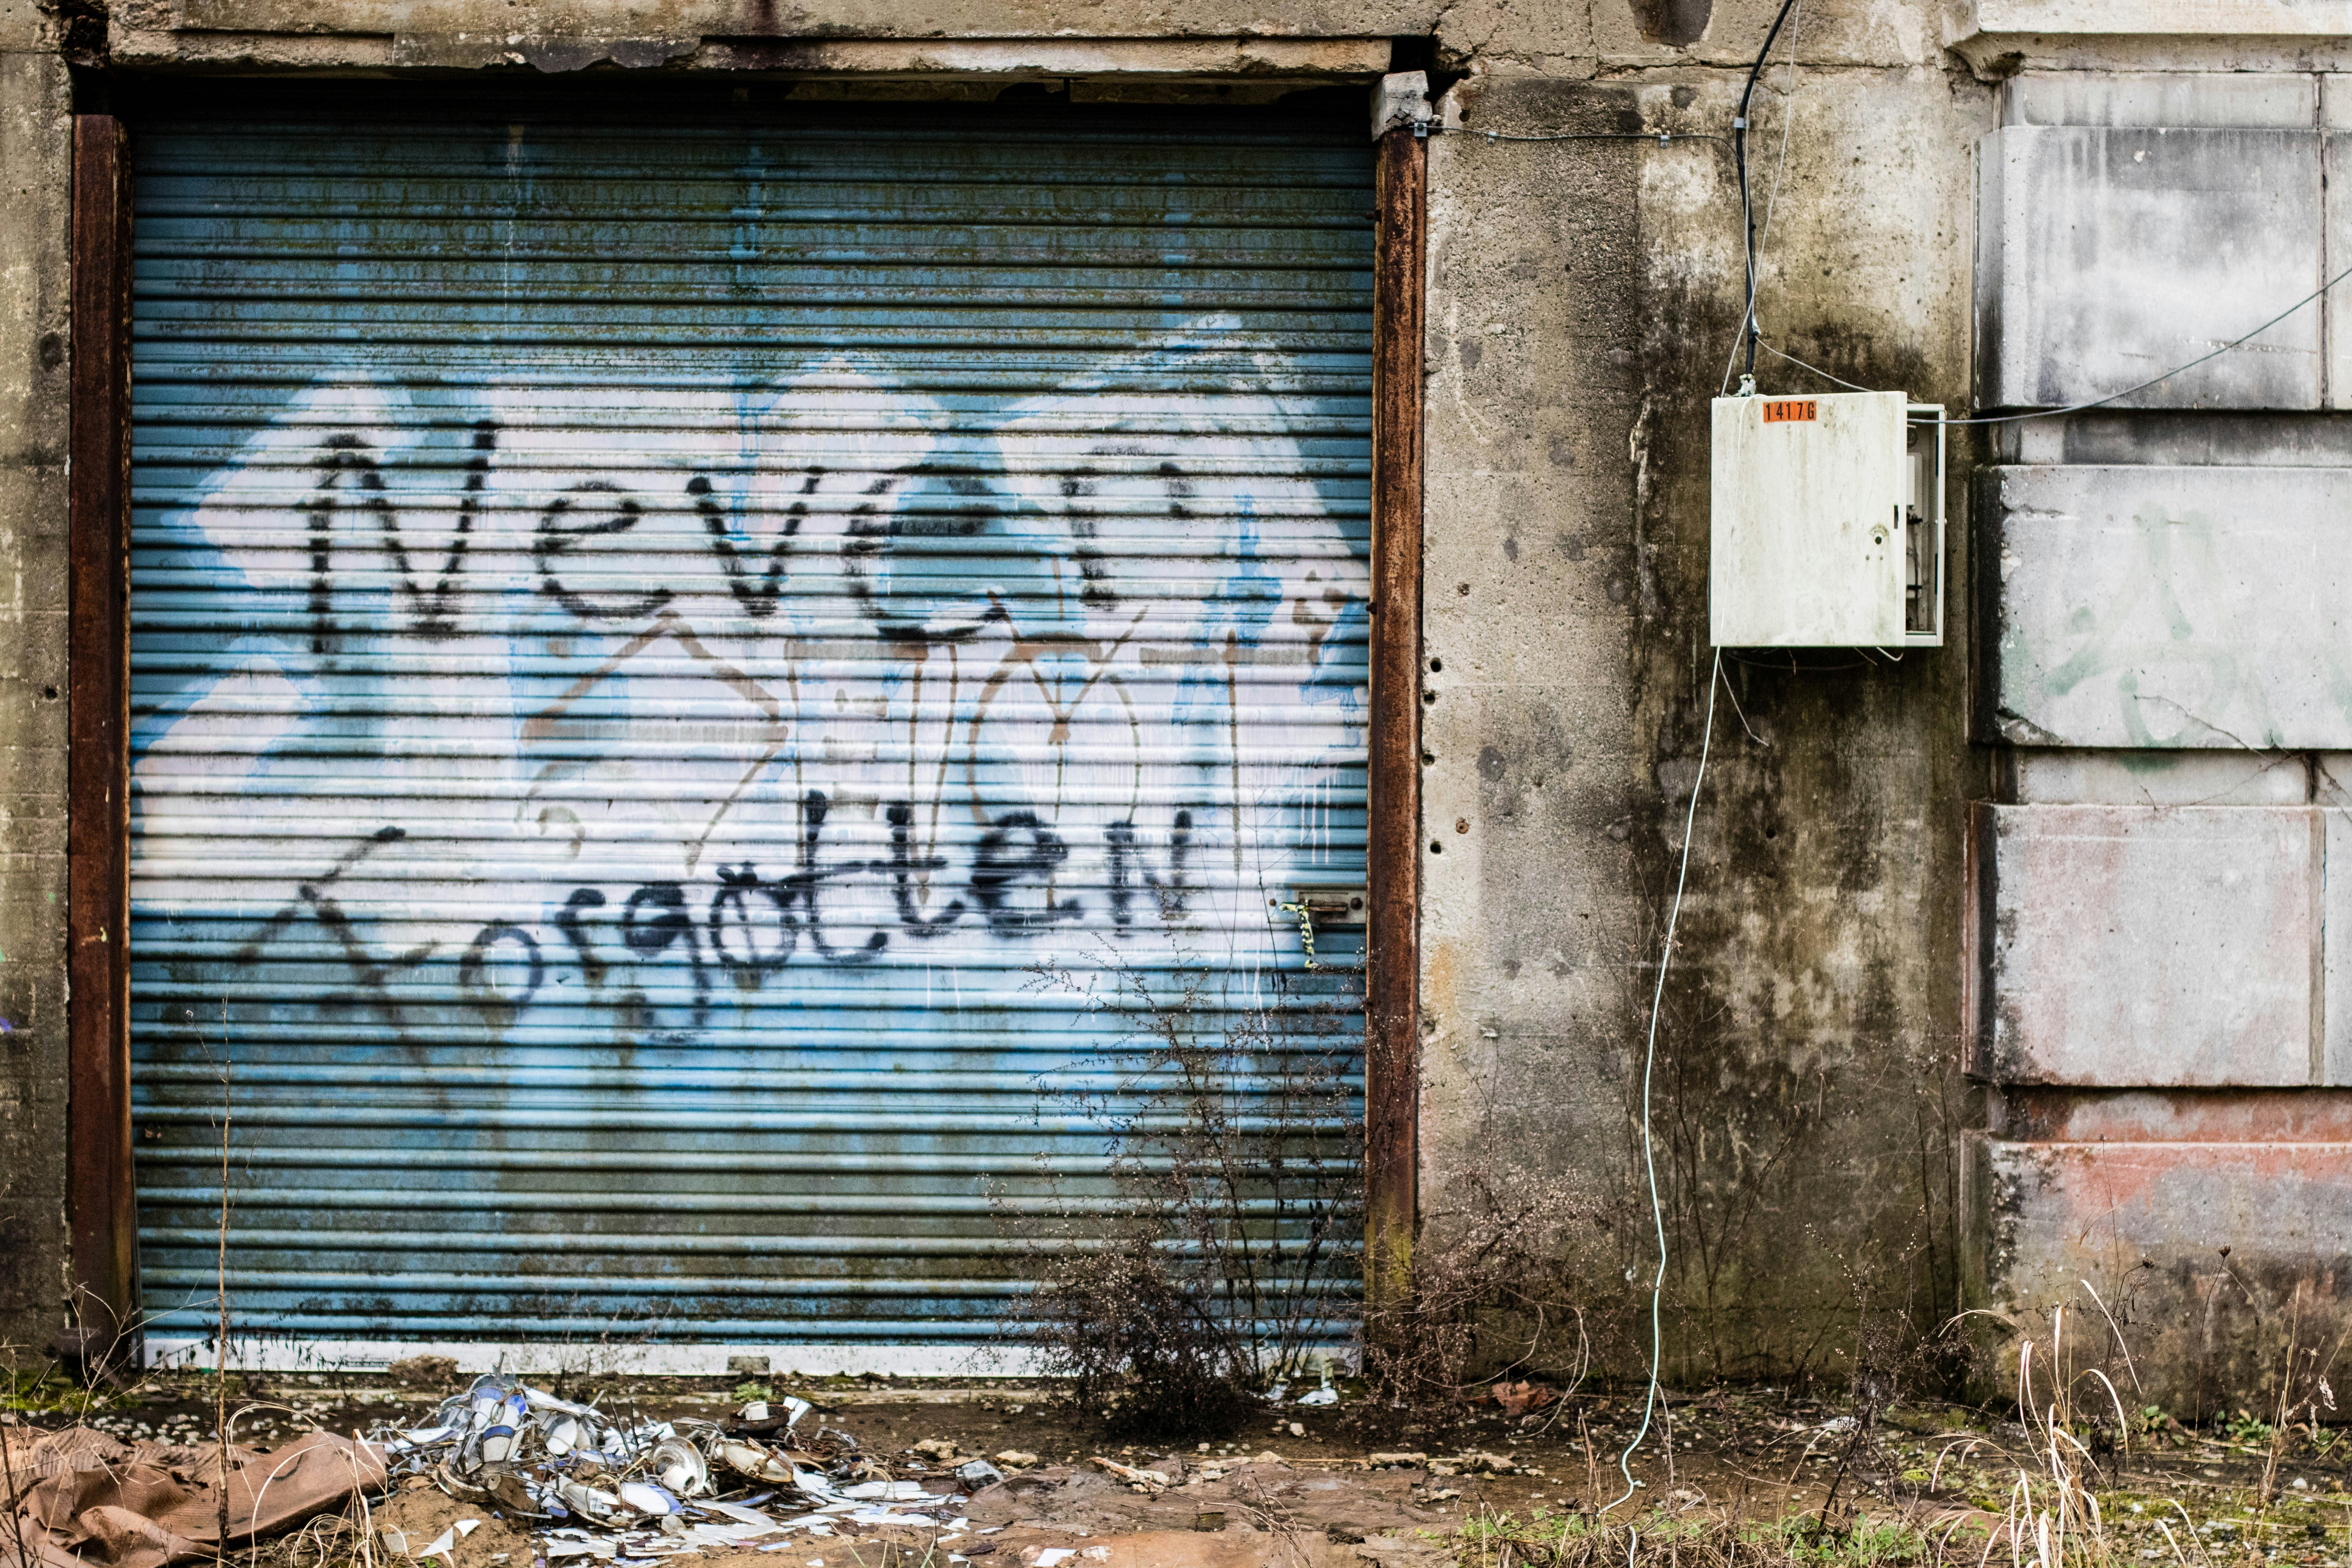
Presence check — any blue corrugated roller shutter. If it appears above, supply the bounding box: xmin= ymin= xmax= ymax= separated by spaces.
xmin=127 ymin=107 xmax=1372 ymax=1353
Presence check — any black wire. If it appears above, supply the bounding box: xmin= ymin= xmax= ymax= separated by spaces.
xmin=1761 ymin=257 xmax=2352 ymax=424
xmin=1435 ymin=127 xmax=1727 ymax=144
xmin=1735 ymin=0 xmax=1804 ymax=384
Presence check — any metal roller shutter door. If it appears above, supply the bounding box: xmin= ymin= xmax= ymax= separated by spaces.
xmin=127 ymin=105 xmax=1373 ymax=1358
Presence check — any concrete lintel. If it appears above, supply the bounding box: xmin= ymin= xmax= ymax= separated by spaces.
xmin=109 ymin=29 xmax=398 ymax=68
xmin=1957 ymin=0 xmax=2352 ymax=46
xmin=1998 ymin=70 xmax=2318 ymax=128
xmin=1951 ymin=0 xmax=2352 ymax=44
xmin=1949 ymin=2 xmax=2352 ymax=71
xmin=109 ymin=27 xmax=1393 ymax=78
xmin=722 ymin=36 xmax=1394 ymax=77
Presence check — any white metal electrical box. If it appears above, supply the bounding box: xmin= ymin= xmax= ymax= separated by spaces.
xmin=1709 ymin=390 xmax=1945 ymax=648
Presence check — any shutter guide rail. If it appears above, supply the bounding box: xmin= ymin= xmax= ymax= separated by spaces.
xmin=69 ymin=112 xmax=140 ymax=1372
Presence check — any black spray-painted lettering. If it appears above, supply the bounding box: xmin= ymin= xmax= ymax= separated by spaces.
xmin=303 ymin=435 xmax=376 ymax=659
xmin=971 ymin=811 xmax=1081 ymax=934
xmin=791 ymin=791 xmax=887 ymax=963
xmin=620 ymin=882 xmax=711 ymax=1037
xmin=886 ymin=802 xmax=963 ymax=936
xmin=535 ymin=482 xmax=674 ymax=620
xmin=231 ymin=826 xmax=428 ymax=1031
xmin=305 ymin=424 xmax=497 ymax=648
xmin=1106 ymin=808 xmax=1192 ymax=928
xmin=692 ymin=471 xmax=803 ymax=618
xmin=376 ymin=419 xmax=494 ymax=638
xmin=708 ymin=862 xmax=797 ymax=983
xmin=458 ymin=920 xmax=543 ymax=1025
xmin=554 ymin=886 xmax=607 ymax=987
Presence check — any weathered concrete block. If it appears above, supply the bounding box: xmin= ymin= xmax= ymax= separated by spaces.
xmin=1976 ymin=126 xmax=2325 ymax=410
xmin=2007 ymin=748 xmax=2310 ymax=806
xmin=1982 ymin=465 xmax=2352 ymax=749
xmin=1968 ymin=1115 xmax=2352 ymax=1411
xmin=2327 ymin=812 xmax=2352 ymax=1087
xmin=1978 ymin=1136 xmax=2352 ymax=1286
xmin=1971 ymin=804 xmax=2321 ymax=1086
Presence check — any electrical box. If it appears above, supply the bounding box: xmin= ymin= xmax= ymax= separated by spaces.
xmin=1709 ymin=390 xmax=1945 ymax=648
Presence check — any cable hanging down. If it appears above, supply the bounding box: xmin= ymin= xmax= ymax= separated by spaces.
xmin=1601 ymin=649 xmax=1724 ymax=1514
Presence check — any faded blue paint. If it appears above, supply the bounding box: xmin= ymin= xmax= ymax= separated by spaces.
xmin=127 ymin=111 xmax=1373 ymax=1346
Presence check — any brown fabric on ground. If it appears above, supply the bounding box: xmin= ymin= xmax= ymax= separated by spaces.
xmin=2 ymin=1425 xmax=386 ymax=1568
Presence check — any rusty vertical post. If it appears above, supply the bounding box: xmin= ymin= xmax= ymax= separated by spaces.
xmin=1365 ymin=123 xmax=1425 ymax=1314
xmin=68 ymin=113 xmax=138 ymax=1363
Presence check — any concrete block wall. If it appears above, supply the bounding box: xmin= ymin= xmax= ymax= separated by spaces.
xmin=1975 ymin=804 xmax=2329 ymax=1087
xmin=1968 ymin=1089 xmax=2352 ymax=1410
xmin=1419 ymin=31 xmax=1993 ymax=1383
xmin=1971 ymin=66 xmax=2352 ymax=1412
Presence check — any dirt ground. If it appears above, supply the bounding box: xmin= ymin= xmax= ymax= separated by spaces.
xmin=370 ymin=1485 xmax=541 ymax=1568
xmin=16 ymin=1373 xmax=2352 ymax=1566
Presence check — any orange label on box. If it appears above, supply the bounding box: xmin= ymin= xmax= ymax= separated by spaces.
xmin=1761 ymin=399 xmax=1817 ymax=423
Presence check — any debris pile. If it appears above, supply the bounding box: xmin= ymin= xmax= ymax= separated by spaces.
xmin=369 ymin=1379 xmax=977 ymax=1561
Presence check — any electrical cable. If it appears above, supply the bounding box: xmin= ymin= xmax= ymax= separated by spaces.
xmin=1720 ymin=0 xmax=1806 ymax=396
xmin=1757 ymin=254 xmax=2352 ymax=422
xmin=1747 ymin=2 xmax=1803 ymax=336
xmin=1600 ymin=646 xmax=1722 ymax=1514
xmin=1594 ymin=2 xmax=1791 ymax=1513
xmin=1751 ymin=239 xmax=2352 ymax=423
xmin=1733 ymin=0 xmax=1806 ymax=387
xmin=1434 ymin=127 xmax=1727 ymax=144
xmin=1940 ymin=256 xmax=2352 ymax=423
xmin=1755 ymin=339 xmax=1878 ymax=394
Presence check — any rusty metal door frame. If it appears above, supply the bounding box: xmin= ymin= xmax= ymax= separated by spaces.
xmin=68 ymin=111 xmax=138 ymax=1363
xmin=67 ymin=92 xmax=1428 ymax=1364
xmin=1365 ymin=122 xmax=1425 ymax=1306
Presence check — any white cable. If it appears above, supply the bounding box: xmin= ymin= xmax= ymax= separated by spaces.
xmin=1601 ymin=646 xmax=1722 ymax=1513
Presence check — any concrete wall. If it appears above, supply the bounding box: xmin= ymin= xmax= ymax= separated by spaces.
xmin=0 ymin=0 xmax=2345 ymax=1406
xmin=0 ymin=0 xmax=72 ymax=1364
xmin=1417 ymin=43 xmax=1988 ymax=1388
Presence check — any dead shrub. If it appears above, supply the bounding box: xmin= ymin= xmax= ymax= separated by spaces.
xmin=999 ymin=940 xmax=1363 ymax=1441
xmin=1028 ymin=1230 xmax=1253 ymax=1439
xmin=1360 ymin=1163 xmax=1611 ymax=1419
